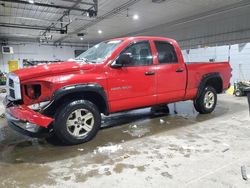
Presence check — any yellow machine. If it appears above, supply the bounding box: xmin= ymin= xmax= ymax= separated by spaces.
xmin=8 ymin=60 xmax=19 ymax=72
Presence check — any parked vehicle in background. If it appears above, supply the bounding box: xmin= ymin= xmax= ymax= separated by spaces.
xmin=234 ymin=81 xmax=250 ymax=97
xmin=0 ymin=71 xmax=6 ymax=85
xmin=4 ymin=36 xmax=232 ymax=145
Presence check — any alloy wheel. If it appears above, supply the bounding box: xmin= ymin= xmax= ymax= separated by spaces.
xmin=66 ymin=108 xmax=94 ymax=138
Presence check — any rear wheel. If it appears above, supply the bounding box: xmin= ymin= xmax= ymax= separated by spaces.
xmin=53 ymin=100 xmax=101 ymax=145
xmin=235 ymin=89 xmax=242 ymax=97
xmin=194 ymin=86 xmax=217 ymax=114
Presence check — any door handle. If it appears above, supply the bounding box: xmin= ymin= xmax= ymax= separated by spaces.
xmin=145 ymin=71 xmax=155 ymax=76
xmin=176 ymin=68 xmax=184 ymax=73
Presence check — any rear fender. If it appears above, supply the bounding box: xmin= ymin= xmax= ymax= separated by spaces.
xmin=196 ymin=72 xmax=223 ymax=98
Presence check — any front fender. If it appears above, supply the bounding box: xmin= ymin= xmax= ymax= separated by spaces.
xmin=51 ymin=83 xmax=109 ymax=115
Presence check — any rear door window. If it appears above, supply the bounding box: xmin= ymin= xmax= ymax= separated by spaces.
xmin=154 ymin=41 xmax=178 ymax=64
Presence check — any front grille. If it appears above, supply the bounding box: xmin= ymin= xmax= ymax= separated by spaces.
xmin=9 ymin=89 xmax=15 ymax=99
xmin=6 ymin=73 xmax=21 ymax=100
xmin=9 ymin=78 xmax=14 ymax=87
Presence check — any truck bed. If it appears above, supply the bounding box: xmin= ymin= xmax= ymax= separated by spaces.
xmin=185 ymin=62 xmax=231 ymax=99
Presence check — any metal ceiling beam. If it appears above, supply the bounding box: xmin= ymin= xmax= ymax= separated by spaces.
xmin=0 ymin=5 xmax=82 ymax=17
xmin=41 ymin=0 xmax=87 ymax=37
xmin=61 ymin=0 xmax=96 ymax=6
xmin=55 ymin=0 xmax=141 ymax=43
xmin=0 ymin=0 xmax=94 ymax=12
xmin=0 ymin=32 xmax=38 ymax=37
xmin=0 ymin=39 xmax=93 ymax=48
xmin=70 ymin=0 xmax=85 ymax=10
xmin=0 ymin=23 xmax=64 ymax=31
xmin=0 ymin=15 xmax=70 ymax=24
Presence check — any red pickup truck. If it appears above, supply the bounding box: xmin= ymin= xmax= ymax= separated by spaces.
xmin=4 ymin=36 xmax=231 ymax=145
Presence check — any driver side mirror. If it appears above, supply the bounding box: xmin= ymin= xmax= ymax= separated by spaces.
xmin=111 ymin=53 xmax=132 ymax=68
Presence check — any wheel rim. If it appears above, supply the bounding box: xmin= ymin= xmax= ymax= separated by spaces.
xmin=204 ymin=91 xmax=215 ymax=109
xmin=66 ymin=108 xmax=94 ymax=138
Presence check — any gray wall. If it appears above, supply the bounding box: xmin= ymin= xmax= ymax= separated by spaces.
xmin=182 ymin=43 xmax=250 ymax=83
xmin=0 ymin=43 xmax=86 ymax=73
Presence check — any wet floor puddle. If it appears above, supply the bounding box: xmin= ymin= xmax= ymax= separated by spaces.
xmin=0 ymin=99 xmax=244 ymax=164
xmin=0 ymin=98 xmax=247 ymax=187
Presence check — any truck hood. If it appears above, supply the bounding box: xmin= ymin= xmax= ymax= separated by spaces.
xmin=13 ymin=61 xmax=95 ymax=81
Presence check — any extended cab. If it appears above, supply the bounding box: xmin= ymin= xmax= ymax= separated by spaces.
xmin=4 ymin=37 xmax=232 ymax=145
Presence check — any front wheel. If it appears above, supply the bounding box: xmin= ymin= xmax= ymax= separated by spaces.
xmin=194 ymin=86 xmax=217 ymax=114
xmin=53 ymin=100 xmax=101 ymax=145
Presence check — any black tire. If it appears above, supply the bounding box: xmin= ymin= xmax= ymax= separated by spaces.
xmin=45 ymin=132 xmax=65 ymax=146
xmin=53 ymin=100 xmax=101 ymax=145
xmin=151 ymin=104 xmax=170 ymax=115
xmin=235 ymin=90 xmax=242 ymax=97
xmin=194 ymin=86 xmax=217 ymax=114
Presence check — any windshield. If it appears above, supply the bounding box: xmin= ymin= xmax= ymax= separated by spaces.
xmin=76 ymin=40 xmax=123 ymax=63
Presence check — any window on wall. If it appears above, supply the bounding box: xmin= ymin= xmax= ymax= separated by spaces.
xmin=120 ymin=41 xmax=153 ymax=66
xmin=154 ymin=41 xmax=178 ymax=64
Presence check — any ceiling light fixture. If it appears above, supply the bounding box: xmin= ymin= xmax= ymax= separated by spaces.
xmin=133 ymin=14 xmax=139 ymax=20
xmin=80 ymin=37 xmax=83 ymax=40
xmin=98 ymin=30 xmax=103 ymax=34
xmin=28 ymin=0 xmax=34 ymax=4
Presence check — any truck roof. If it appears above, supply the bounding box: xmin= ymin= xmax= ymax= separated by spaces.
xmin=110 ymin=36 xmax=177 ymax=43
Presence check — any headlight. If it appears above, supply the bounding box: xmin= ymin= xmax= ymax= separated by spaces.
xmin=24 ymin=84 xmax=41 ymax=99
xmin=23 ymin=81 xmax=53 ymax=105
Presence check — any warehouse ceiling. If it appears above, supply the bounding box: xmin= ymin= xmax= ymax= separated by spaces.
xmin=0 ymin=0 xmax=250 ymax=47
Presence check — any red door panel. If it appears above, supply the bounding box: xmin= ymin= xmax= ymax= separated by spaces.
xmin=156 ymin=63 xmax=186 ymax=104
xmin=107 ymin=66 xmax=157 ymax=112
xmin=153 ymin=40 xmax=187 ymax=104
xmin=106 ymin=40 xmax=157 ymax=113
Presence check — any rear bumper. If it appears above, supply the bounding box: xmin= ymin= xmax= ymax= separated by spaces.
xmin=4 ymin=97 xmax=54 ymax=138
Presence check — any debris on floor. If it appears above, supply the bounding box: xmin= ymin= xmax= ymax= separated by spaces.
xmin=241 ymin=165 xmax=248 ymax=181
xmin=160 ymin=119 xmax=165 ymax=124
xmin=160 ymin=119 xmax=171 ymax=125
xmin=0 ymin=113 xmax=5 ymax=119
xmin=122 ymin=154 xmax=130 ymax=159
xmin=177 ymin=114 xmax=189 ymax=119
xmin=129 ymin=124 xmax=137 ymax=129
xmin=222 ymin=143 xmax=230 ymax=152
xmin=222 ymin=148 xmax=229 ymax=152
xmin=0 ymin=88 xmax=6 ymax=93
xmin=94 ymin=143 xmax=123 ymax=155
xmin=123 ymin=124 xmax=150 ymax=138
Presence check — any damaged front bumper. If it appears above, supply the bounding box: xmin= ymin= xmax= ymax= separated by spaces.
xmin=3 ymin=97 xmax=54 ymax=138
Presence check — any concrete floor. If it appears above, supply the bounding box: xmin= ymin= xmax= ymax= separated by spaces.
xmin=0 ymin=92 xmax=250 ymax=188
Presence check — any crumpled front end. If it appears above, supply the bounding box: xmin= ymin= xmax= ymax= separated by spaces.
xmin=4 ymin=73 xmax=54 ymax=138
